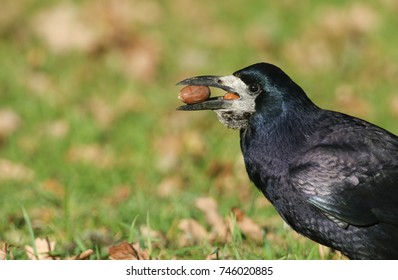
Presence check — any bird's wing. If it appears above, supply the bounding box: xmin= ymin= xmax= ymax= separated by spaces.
xmin=289 ymin=143 xmax=398 ymax=228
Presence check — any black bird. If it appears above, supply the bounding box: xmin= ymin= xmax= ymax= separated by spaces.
xmin=177 ymin=62 xmax=398 ymax=260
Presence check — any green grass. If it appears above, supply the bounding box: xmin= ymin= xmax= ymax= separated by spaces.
xmin=1 ymin=0 xmax=397 ymax=259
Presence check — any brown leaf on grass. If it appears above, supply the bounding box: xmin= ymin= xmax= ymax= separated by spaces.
xmin=255 ymin=196 xmax=272 ymax=209
xmin=332 ymin=250 xmax=348 ymax=260
xmin=86 ymin=97 xmax=115 ymax=129
xmin=320 ymin=4 xmax=379 ymax=37
xmin=106 ymin=185 xmax=132 ymax=205
xmin=25 ymin=72 xmax=54 ymax=98
xmin=67 ymin=249 xmax=94 ymax=260
xmin=140 ymin=225 xmax=165 ymax=247
xmin=232 ymin=207 xmax=264 ymax=242
xmin=170 ymin=0 xmax=211 ymax=27
xmin=244 ymin=24 xmax=272 ymax=53
xmin=0 ymin=159 xmax=34 ymax=182
xmin=283 ymin=4 xmax=379 ymax=72
xmin=25 ymin=238 xmax=58 ymax=260
xmin=43 ymin=120 xmax=70 ymax=139
xmin=318 ymin=244 xmax=348 ymax=260
xmin=177 ymin=48 xmax=210 ymax=72
xmin=207 ymin=157 xmax=252 ymax=201
xmin=0 ymin=108 xmax=21 ymax=143
xmin=0 ymin=1 xmax=24 ymax=34
xmin=207 ymin=160 xmax=232 ymax=178
xmin=263 ymin=231 xmax=289 ymax=254
xmin=154 ymin=134 xmax=182 ymax=173
xmin=157 ymin=175 xmax=183 ymax=197
xmin=66 ymin=144 xmax=115 ymax=168
xmin=140 ymin=225 xmax=163 ymax=240
xmin=33 ymin=3 xmax=100 ymax=53
xmin=195 ymin=197 xmax=228 ymax=240
xmin=334 ymin=85 xmax=371 ymax=118
xmin=287 ymin=229 xmax=309 ymax=245
xmin=82 ymin=0 xmax=162 ymax=82
xmin=115 ymin=92 xmax=148 ymax=114
xmin=41 ymin=179 xmax=65 ymax=198
xmin=108 ymin=241 xmax=149 ymax=260
xmin=0 ymin=242 xmax=7 ymax=260
xmin=286 ymin=40 xmax=333 ymax=73
xmin=155 ymin=131 xmax=207 ymax=173
xmin=85 ymin=0 xmax=162 ymax=35
xmin=178 ymin=219 xmax=209 ymax=246
xmin=122 ymin=39 xmax=161 ymax=83
xmin=30 ymin=208 xmax=60 ymax=229
xmin=181 ymin=131 xmax=208 ymax=158
xmin=318 ymin=244 xmax=332 ymax=259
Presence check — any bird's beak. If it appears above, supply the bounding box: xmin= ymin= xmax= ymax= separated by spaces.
xmin=176 ymin=75 xmax=239 ymax=111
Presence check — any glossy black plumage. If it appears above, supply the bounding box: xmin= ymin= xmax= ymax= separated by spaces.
xmin=178 ymin=63 xmax=398 ymax=259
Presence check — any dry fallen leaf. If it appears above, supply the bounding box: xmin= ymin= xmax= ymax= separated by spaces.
xmin=178 ymin=219 xmax=209 ymax=246
xmin=43 ymin=120 xmax=70 ymax=139
xmin=85 ymin=0 xmax=162 ymax=35
xmin=317 ymin=4 xmax=379 ymax=39
xmin=67 ymin=249 xmax=94 ymax=260
xmin=25 ymin=238 xmax=57 ymax=260
xmin=0 ymin=108 xmax=21 ymax=143
xmin=115 ymin=0 xmax=162 ymax=26
xmin=283 ymin=3 xmax=379 ymax=72
xmin=181 ymin=131 xmax=207 ymax=158
xmin=207 ymin=158 xmax=252 ymax=199
xmin=332 ymin=250 xmax=348 ymax=260
xmin=86 ymin=97 xmax=115 ymax=129
xmin=232 ymin=207 xmax=264 ymax=243
xmin=154 ymin=134 xmax=182 ymax=173
xmin=318 ymin=244 xmax=332 ymax=259
xmin=140 ymin=225 xmax=164 ymax=244
xmin=106 ymin=185 xmax=132 ymax=205
xmin=41 ymin=179 xmax=65 ymax=198
xmin=0 ymin=242 xmax=7 ymax=260
xmin=66 ymin=144 xmax=115 ymax=168
xmin=109 ymin=241 xmax=149 ymax=260
xmin=334 ymin=85 xmax=371 ymax=118
xmin=157 ymin=175 xmax=183 ymax=197
xmin=33 ymin=3 xmax=100 ymax=53
xmin=25 ymin=72 xmax=54 ymax=99
xmin=195 ymin=197 xmax=228 ymax=240
xmin=318 ymin=244 xmax=348 ymax=260
xmin=122 ymin=40 xmax=161 ymax=83
xmin=0 ymin=159 xmax=34 ymax=182
xmin=115 ymin=91 xmax=148 ymax=114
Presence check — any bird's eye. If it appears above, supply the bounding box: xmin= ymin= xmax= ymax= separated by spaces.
xmin=248 ymin=84 xmax=261 ymax=94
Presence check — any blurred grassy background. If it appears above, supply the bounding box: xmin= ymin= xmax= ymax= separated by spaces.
xmin=1 ymin=0 xmax=398 ymax=259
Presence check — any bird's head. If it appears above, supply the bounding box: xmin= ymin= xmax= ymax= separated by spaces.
xmin=177 ymin=62 xmax=315 ymax=130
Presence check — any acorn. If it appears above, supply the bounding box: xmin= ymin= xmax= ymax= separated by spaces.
xmin=178 ymin=85 xmax=211 ymax=104
xmin=223 ymin=92 xmax=240 ymax=100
